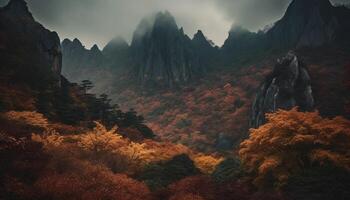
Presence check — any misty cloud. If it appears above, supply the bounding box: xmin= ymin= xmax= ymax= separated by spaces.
xmin=217 ymin=0 xmax=291 ymax=30
xmin=0 ymin=0 xmax=349 ymax=48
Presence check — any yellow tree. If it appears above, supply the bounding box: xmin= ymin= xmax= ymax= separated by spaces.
xmin=77 ymin=122 xmax=127 ymax=154
xmin=239 ymin=108 xmax=350 ymax=188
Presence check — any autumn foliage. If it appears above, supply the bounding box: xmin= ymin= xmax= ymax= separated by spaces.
xmin=239 ymin=108 xmax=350 ymax=188
xmin=33 ymin=160 xmax=152 ymax=200
xmin=4 ymin=106 xmax=350 ymax=199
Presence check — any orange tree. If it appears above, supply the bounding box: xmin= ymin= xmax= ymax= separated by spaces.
xmin=239 ymin=108 xmax=350 ymax=188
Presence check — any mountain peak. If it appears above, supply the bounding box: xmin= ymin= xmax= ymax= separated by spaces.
xmin=132 ymin=11 xmax=178 ymax=40
xmin=153 ymin=11 xmax=178 ymax=30
xmin=90 ymin=44 xmax=100 ymax=52
xmin=193 ymin=30 xmax=212 ymax=47
xmin=131 ymin=11 xmax=202 ymax=86
xmin=103 ymin=37 xmax=129 ymax=54
xmin=72 ymin=38 xmax=83 ymax=47
xmin=194 ymin=30 xmax=205 ymax=39
xmin=283 ymin=0 xmax=333 ymax=20
xmin=265 ymin=0 xmax=341 ymax=48
xmin=107 ymin=37 xmax=128 ymax=47
xmin=5 ymin=0 xmax=27 ymax=8
xmin=3 ymin=0 xmax=33 ymax=19
xmin=61 ymin=38 xmax=72 ymax=46
xmin=132 ymin=11 xmax=180 ymax=45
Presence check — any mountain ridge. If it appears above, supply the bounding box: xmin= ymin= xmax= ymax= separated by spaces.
xmin=61 ymin=0 xmax=350 ymax=90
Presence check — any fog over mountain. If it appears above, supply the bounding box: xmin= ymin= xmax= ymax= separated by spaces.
xmin=0 ymin=0 xmax=348 ymax=48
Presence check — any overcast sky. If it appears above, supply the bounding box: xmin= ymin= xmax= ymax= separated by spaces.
xmin=1 ymin=0 xmax=349 ymax=48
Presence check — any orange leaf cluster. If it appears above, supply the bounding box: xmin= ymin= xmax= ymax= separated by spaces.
xmin=239 ymin=108 xmax=350 ymax=187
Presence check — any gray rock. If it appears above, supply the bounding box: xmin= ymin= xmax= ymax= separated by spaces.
xmin=251 ymin=52 xmax=315 ymax=128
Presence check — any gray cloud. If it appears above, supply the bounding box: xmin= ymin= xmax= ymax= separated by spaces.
xmin=0 ymin=0 xmax=349 ymax=48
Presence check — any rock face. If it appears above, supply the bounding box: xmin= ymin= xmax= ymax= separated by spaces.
xmin=130 ymin=11 xmax=203 ymax=86
xmin=251 ymin=52 xmax=315 ymax=128
xmin=0 ymin=0 xmax=62 ymax=84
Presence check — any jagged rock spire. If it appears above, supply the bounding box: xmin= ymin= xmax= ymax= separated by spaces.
xmin=251 ymin=52 xmax=314 ymax=128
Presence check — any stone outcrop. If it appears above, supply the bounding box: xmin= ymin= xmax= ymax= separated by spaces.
xmin=0 ymin=0 xmax=62 ymax=82
xmin=130 ymin=11 xmax=203 ymax=87
xmin=251 ymin=52 xmax=315 ymax=128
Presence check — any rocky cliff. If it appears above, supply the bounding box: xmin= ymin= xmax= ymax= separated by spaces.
xmin=130 ymin=11 xmax=203 ymax=87
xmin=0 ymin=0 xmax=62 ymax=86
xmin=251 ymin=52 xmax=315 ymax=128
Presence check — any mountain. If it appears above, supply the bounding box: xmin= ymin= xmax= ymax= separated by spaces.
xmin=0 ymin=0 xmax=83 ymax=122
xmin=222 ymin=26 xmax=265 ymax=64
xmin=0 ymin=0 xmax=62 ymax=88
xmin=222 ymin=0 xmax=350 ymax=64
xmin=192 ymin=30 xmax=219 ymax=69
xmin=61 ymin=38 xmax=105 ymax=81
xmin=102 ymin=37 xmax=130 ymax=69
xmin=130 ymin=11 xmax=203 ymax=87
xmin=266 ymin=0 xmax=350 ymax=49
xmin=62 ymin=12 xmax=217 ymax=88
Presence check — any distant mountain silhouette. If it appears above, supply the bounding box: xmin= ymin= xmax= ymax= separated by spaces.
xmin=102 ymin=37 xmax=130 ymax=68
